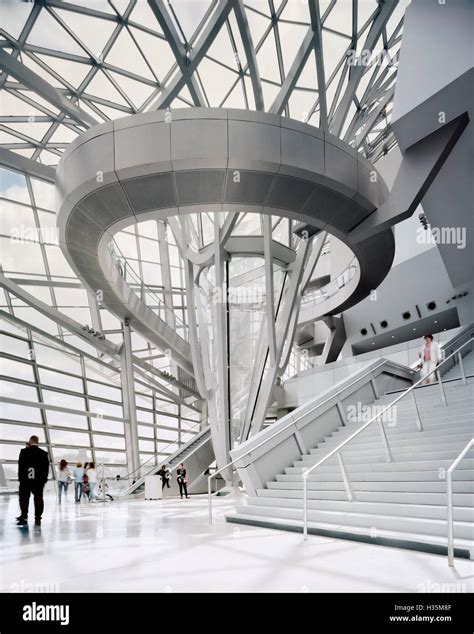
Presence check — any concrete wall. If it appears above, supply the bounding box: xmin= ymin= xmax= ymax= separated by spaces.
xmin=285 ymin=326 xmax=460 ymax=408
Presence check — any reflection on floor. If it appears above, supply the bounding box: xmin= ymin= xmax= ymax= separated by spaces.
xmin=0 ymin=493 xmax=472 ymax=593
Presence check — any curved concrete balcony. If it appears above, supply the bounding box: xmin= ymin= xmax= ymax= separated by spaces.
xmin=56 ymin=108 xmax=395 ymax=373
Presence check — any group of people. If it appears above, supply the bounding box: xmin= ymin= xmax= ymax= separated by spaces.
xmin=15 ymin=436 xmax=100 ymax=527
xmin=157 ymin=463 xmax=189 ymax=499
xmin=57 ymin=460 xmax=97 ymax=503
xmin=16 ymin=436 xmax=193 ymax=527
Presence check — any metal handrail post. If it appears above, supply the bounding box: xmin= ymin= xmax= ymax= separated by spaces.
xmin=303 ymin=471 xmax=308 ymax=540
xmin=208 ymin=476 xmax=213 ymax=525
xmin=446 ymin=439 xmax=474 ymax=567
xmin=457 ymin=352 xmax=467 ymax=386
xmin=338 ymin=453 xmax=354 ymax=502
xmin=438 ymin=370 xmax=447 ymax=406
xmin=447 ymin=470 xmax=454 ymax=567
xmin=378 ymin=419 xmax=393 ymax=462
xmin=411 ymin=389 xmax=423 ymax=431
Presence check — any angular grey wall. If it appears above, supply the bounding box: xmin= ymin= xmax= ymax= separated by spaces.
xmin=391 ymin=0 xmax=473 ymax=291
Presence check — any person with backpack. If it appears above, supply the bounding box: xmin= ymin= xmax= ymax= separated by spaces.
xmin=16 ymin=435 xmax=49 ymax=527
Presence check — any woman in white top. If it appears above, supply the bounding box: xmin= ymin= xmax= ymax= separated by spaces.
xmin=418 ymin=335 xmax=442 ymax=384
xmin=57 ymin=459 xmax=71 ymax=504
xmin=86 ymin=462 xmax=97 ymax=501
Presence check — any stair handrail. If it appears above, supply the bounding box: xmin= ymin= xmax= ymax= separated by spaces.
xmin=208 ymin=358 xmax=409 ymax=523
xmin=117 ymin=422 xmax=207 ymax=495
xmin=301 ymin=337 xmax=473 ymax=540
xmin=447 ymin=439 xmax=474 ymax=567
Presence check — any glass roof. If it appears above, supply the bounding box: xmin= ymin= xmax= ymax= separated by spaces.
xmin=1 ymin=0 xmax=410 ymax=166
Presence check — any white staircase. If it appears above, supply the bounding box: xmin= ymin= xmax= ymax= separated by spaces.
xmin=227 ymin=352 xmax=474 ymax=559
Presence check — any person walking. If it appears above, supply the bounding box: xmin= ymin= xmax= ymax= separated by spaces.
xmin=16 ymin=435 xmax=49 ymax=527
xmin=157 ymin=464 xmax=171 ymax=490
xmin=418 ymin=334 xmax=442 ymax=384
xmin=57 ymin=459 xmax=71 ymax=505
xmin=73 ymin=462 xmax=85 ymax=503
xmin=86 ymin=462 xmax=97 ymax=501
xmin=176 ymin=463 xmax=189 ymax=499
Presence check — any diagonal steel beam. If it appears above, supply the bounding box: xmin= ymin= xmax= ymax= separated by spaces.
xmin=330 ymin=0 xmax=398 ymax=137
xmin=269 ymin=28 xmax=315 ymax=114
xmin=234 ymin=0 xmax=264 ymax=111
xmin=308 ymin=0 xmax=328 ymax=130
xmin=147 ymin=0 xmax=206 ymax=106
xmin=352 ymin=87 xmax=394 ymax=148
xmin=149 ymin=0 xmax=235 ymax=110
xmin=0 ymin=147 xmax=56 ymax=182
xmin=0 ymin=49 xmax=97 ymax=128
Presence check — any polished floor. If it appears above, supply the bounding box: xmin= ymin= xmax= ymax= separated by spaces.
xmin=1 ymin=492 xmax=472 ymax=593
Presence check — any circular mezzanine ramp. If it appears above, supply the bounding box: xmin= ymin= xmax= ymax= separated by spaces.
xmin=56 ymin=108 xmax=395 ymax=371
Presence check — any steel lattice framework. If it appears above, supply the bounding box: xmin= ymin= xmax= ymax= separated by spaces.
xmin=1 ymin=0 xmax=407 ymax=171
xmin=0 ymin=0 xmax=410 ymax=479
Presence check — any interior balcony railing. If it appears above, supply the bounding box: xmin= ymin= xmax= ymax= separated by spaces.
xmin=300 ymin=257 xmax=359 ymax=307
xmin=108 ymin=240 xmax=189 ymax=341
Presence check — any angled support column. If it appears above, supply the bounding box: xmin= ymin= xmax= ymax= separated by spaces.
xmin=121 ymin=319 xmax=140 ymax=476
xmin=320 ymin=315 xmax=347 ymax=365
xmin=0 ymin=49 xmax=96 ymax=128
xmin=248 ymin=237 xmax=312 ymax=436
xmin=213 ymin=214 xmax=231 ymax=479
xmin=234 ymin=0 xmax=264 ymax=111
xmin=350 ymin=112 xmax=469 ymax=240
xmin=0 ymin=148 xmax=56 ymax=183
xmin=263 ymin=215 xmax=277 ymax=366
xmin=147 ymin=0 xmax=206 ymax=106
xmin=330 ymin=0 xmax=398 ymax=137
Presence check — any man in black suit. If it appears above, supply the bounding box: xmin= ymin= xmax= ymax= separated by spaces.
xmin=17 ymin=436 xmax=49 ymax=527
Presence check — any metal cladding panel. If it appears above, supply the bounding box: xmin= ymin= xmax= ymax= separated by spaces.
xmin=64 ymin=212 xmax=103 ymax=254
xmin=227 ymin=120 xmax=280 ymax=171
xmin=121 ymin=173 xmax=176 ymax=213
xmin=64 ymin=133 xmax=115 ymax=196
xmin=324 ymin=140 xmax=358 ymax=197
xmin=175 ymin=170 xmax=226 ymax=206
xmin=224 ymin=170 xmax=274 ymax=205
xmin=73 ymin=183 xmax=134 ymax=233
xmin=280 ymin=127 xmax=325 ymax=176
xmin=114 ymin=121 xmax=171 ymax=177
xmin=60 ymin=121 xmax=114 ymax=165
xmin=303 ymin=184 xmax=355 ymax=226
xmin=267 ymin=174 xmax=315 ymax=212
xmin=66 ymin=244 xmax=107 ymax=288
xmin=356 ymin=160 xmax=387 ymax=211
xmin=170 ymin=118 xmax=228 ymax=169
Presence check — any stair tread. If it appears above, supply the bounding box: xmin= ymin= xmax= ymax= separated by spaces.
xmin=230 ymin=349 xmax=474 ymax=556
xmin=226 ymin=513 xmax=474 ymax=549
xmin=235 ymin=503 xmax=474 ymax=528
